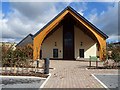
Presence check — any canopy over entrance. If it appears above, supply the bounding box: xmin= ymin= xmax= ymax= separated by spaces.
xmin=33 ymin=6 xmax=108 ymax=60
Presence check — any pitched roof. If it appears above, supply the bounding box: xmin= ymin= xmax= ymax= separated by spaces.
xmin=16 ymin=34 xmax=33 ymax=47
xmin=34 ymin=6 xmax=108 ymax=39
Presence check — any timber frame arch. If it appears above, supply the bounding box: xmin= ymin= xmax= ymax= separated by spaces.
xmin=33 ymin=6 xmax=108 ymax=60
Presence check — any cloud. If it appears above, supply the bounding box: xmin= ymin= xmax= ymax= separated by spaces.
xmin=1 ymin=2 xmax=58 ymax=43
xmin=2 ymin=2 xmax=88 ymax=43
xmin=118 ymin=2 xmax=120 ymax=35
xmin=11 ymin=2 xmax=57 ymax=23
xmin=87 ymin=3 xmax=118 ymax=42
xmin=76 ymin=2 xmax=88 ymax=16
xmin=107 ymin=36 xmax=120 ymax=43
xmin=1 ymin=38 xmax=19 ymax=43
xmin=2 ymin=2 xmax=118 ymax=43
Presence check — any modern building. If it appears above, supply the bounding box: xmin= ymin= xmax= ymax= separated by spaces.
xmin=16 ymin=34 xmax=33 ymax=47
xmin=32 ymin=6 xmax=108 ymax=60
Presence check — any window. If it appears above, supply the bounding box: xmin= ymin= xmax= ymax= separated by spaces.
xmin=53 ymin=49 xmax=58 ymax=58
xmin=79 ymin=49 xmax=84 ymax=58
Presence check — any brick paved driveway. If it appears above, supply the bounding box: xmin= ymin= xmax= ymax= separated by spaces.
xmin=43 ymin=60 xmax=118 ymax=88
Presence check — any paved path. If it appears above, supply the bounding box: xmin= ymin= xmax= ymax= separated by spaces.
xmin=95 ymin=75 xmax=119 ymax=89
xmin=43 ymin=60 xmax=118 ymax=88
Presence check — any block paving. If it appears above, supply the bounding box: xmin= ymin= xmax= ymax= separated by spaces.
xmin=43 ymin=60 xmax=118 ymax=88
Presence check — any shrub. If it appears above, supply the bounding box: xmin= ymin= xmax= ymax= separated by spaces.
xmin=111 ymin=46 xmax=120 ymax=62
xmin=2 ymin=43 xmax=33 ymax=67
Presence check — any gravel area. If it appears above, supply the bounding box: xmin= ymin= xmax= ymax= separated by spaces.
xmin=1 ymin=76 xmax=45 ymax=90
xmin=95 ymin=74 xmax=119 ymax=89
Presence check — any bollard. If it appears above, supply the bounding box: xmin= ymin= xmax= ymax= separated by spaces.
xmin=37 ymin=60 xmax=39 ymax=68
xmin=44 ymin=58 xmax=49 ymax=74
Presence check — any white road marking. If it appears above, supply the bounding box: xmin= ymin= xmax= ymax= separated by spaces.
xmin=40 ymin=73 xmax=51 ymax=88
xmin=91 ymin=74 xmax=110 ymax=90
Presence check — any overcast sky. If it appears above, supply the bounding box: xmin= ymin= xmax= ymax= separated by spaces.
xmin=1 ymin=1 xmax=119 ymax=43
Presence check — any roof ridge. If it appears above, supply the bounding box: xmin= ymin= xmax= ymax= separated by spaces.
xmin=66 ymin=6 xmax=108 ymax=38
xmin=16 ymin=33 xmax=33 ymax=47
xmin=34 ymin=6 xmax=108 ymax=39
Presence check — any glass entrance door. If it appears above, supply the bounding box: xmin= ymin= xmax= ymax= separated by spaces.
xmin=63 ymin=18 xmax=74 ymax=59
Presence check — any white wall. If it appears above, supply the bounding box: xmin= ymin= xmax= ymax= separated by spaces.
xmin=41 ymin=25 xmax=97 ymax=59
xmin=41 ymin=26 xmax=63 ymax=58
xmin=74 ymin=26 xmax=97 ymax=58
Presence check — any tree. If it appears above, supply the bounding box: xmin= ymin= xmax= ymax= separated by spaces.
xmin=111 ymin=46 xmax=120 ymax=62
